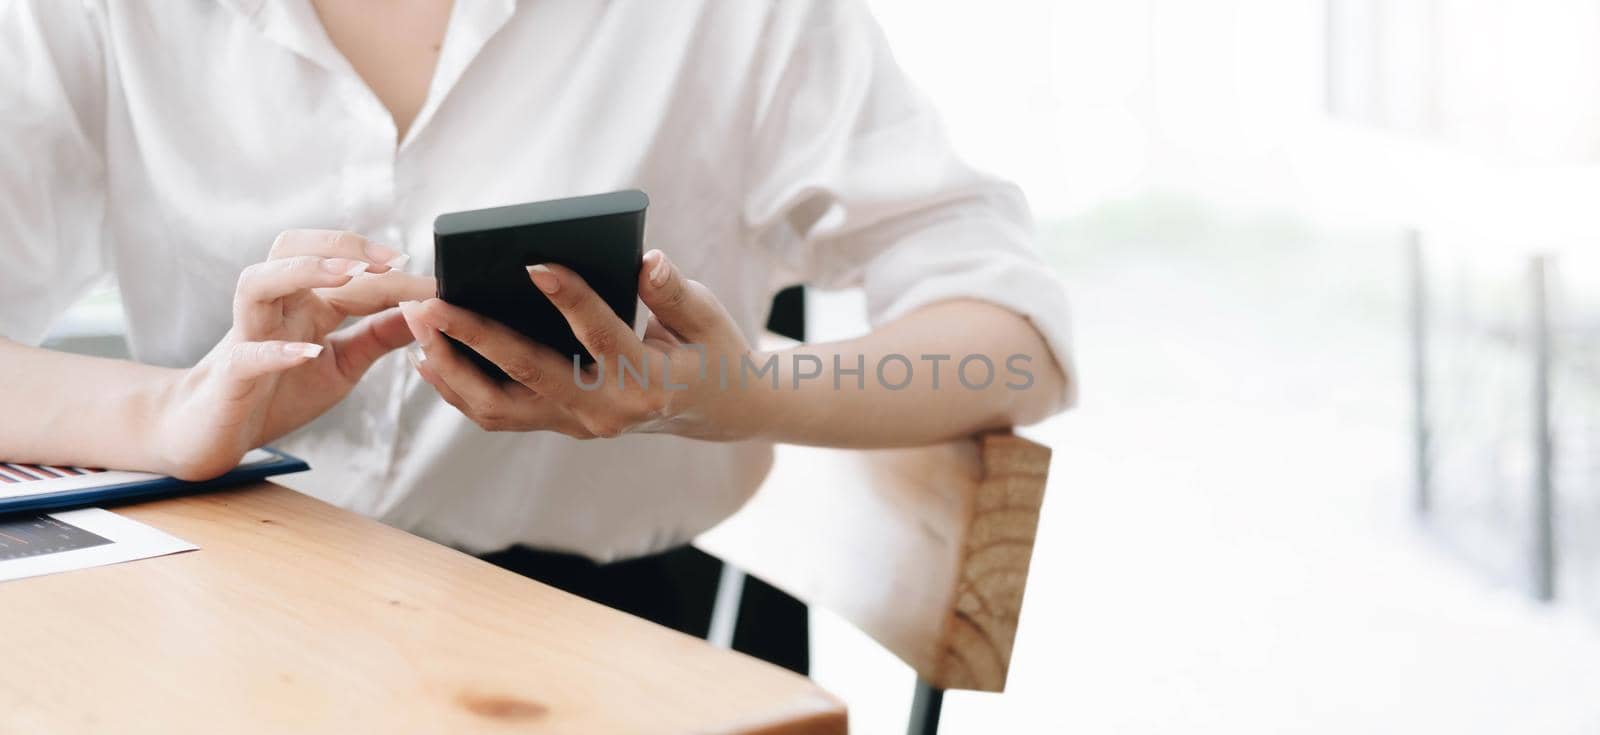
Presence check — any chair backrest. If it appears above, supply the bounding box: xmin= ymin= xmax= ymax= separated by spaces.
xmin=696 ymin=430 xmax=1052 ymax=692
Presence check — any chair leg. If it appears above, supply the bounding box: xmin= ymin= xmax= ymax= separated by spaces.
xmin=907 ymin=678 xmax=944 ymax=735
xmin=707 ymin=564 xmax=746 ymax=649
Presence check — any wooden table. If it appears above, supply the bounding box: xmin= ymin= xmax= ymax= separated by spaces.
xmin=0 ymin=483 xmax=845 ymax=734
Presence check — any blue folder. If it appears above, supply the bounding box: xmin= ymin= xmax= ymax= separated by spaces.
xmin=0 ymin=448 xmax=308 ymax=516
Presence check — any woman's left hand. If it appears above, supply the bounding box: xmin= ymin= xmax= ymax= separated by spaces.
xmin=399 ymin=250 xmax=766 ymax=441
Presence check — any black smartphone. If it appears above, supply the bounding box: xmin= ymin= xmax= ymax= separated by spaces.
xmin=433 ymin=189 xmax=647 ymax=380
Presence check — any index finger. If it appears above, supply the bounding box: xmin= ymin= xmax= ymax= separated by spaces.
xmin=526 ymin=263 xmax=646 ymax=367
xmin=408 ymin=298 xmax=579 ymax=403
xmin=268 ymin=229 xmax=409 ymax=272
xmin=317 ymin=271 xmax=438 ymax=316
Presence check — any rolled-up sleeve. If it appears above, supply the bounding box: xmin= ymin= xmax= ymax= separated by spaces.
xmin=743 ymin=0 xmax=1076 ymax=410
xmin=0 ymin=0 xmax=109 ymax=345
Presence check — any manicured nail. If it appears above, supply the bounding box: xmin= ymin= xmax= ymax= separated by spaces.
xmin=646 ymin=251 xmax=670 ymax=287
xmin=527 ymin=265 xmax=560 ymax=294
xmin=385 ymin=252 xmax=411 ymax=270
xmin=321 ymin=258 xmax=367 ymax=275
xmin=398 ymin=301 xmax=432 ymax=345
xmin=285 ymin=342 xmax=323 ymax=358
xmin=405 ymin=345 xmax=426 ymax=369
xmin=364 ymin=240 xmax=403 ymax=265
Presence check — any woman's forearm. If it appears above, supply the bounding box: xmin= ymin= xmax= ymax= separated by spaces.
xmin=0 ymin=338 xmax=180 ymax=471
xmin=749 ymin=300 xmax=1068 ymax=448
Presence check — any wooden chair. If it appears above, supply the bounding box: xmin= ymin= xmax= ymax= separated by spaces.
xmin=696 ymin=429 xmax=1053 ymax=734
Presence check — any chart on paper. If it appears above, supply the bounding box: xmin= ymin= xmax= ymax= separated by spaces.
xmin=0 ymin=463 xmax=106 ymax=484
xmin=0 ymin=449 xmax=277 ymax=501
xmin=0 ymin=509 xmax=196 ymax=583
xmin=0 ymin=515 xmax=114 ymax=561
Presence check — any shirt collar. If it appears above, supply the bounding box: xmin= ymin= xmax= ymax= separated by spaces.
xmin=216 ymin=0 xmax=519 ymax=149
xmin=215 ymin=0 xmax=351 ymax=74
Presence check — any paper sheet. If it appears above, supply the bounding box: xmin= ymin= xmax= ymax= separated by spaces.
xmin=0 ymin=508 xmax=197 ymax=583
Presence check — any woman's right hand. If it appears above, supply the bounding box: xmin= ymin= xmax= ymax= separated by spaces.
xmin=152 ymin=230 xmax=435 ymax=479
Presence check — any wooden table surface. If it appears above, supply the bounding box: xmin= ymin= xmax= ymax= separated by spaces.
xmin=0 ymin=483 xmax=845 ymax=734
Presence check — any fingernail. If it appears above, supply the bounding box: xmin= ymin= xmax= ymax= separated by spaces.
xmin=405 ymin=345 xmax=426 ymax=369
xmin=322 ymin=258 xmax=368 ymax=276
xmin=385 ymin=252 xmax=411 ymax=270
xmin=527 ymin=265 xmax=560 ymax=294
xmin=285 ymin=342 xmax=323 ymax=358
xmin=364 ymin=240 xmax=403 ymax=265
xmin=398 ymin=301 xmax=432 ymax=345
xmin=647 ymin=251 xmax=670 ymax=287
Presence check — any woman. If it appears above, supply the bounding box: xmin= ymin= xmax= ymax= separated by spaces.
xmin=1 ymin=0 xmax=1074 ymax=664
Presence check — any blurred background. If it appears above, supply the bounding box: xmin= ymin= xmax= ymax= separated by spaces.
xmin=806 ymin=0 xmax=1600 ymax=732
xmin=46 ymin=1 xmax=1600 ymax=731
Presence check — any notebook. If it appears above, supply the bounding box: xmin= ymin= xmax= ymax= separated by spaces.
xmin=0 ymin=448 xmax=308 ymax=515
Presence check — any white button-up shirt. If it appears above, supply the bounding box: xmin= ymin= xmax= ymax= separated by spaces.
xmin=1 ymin=0 xmax=1074 ymax=560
